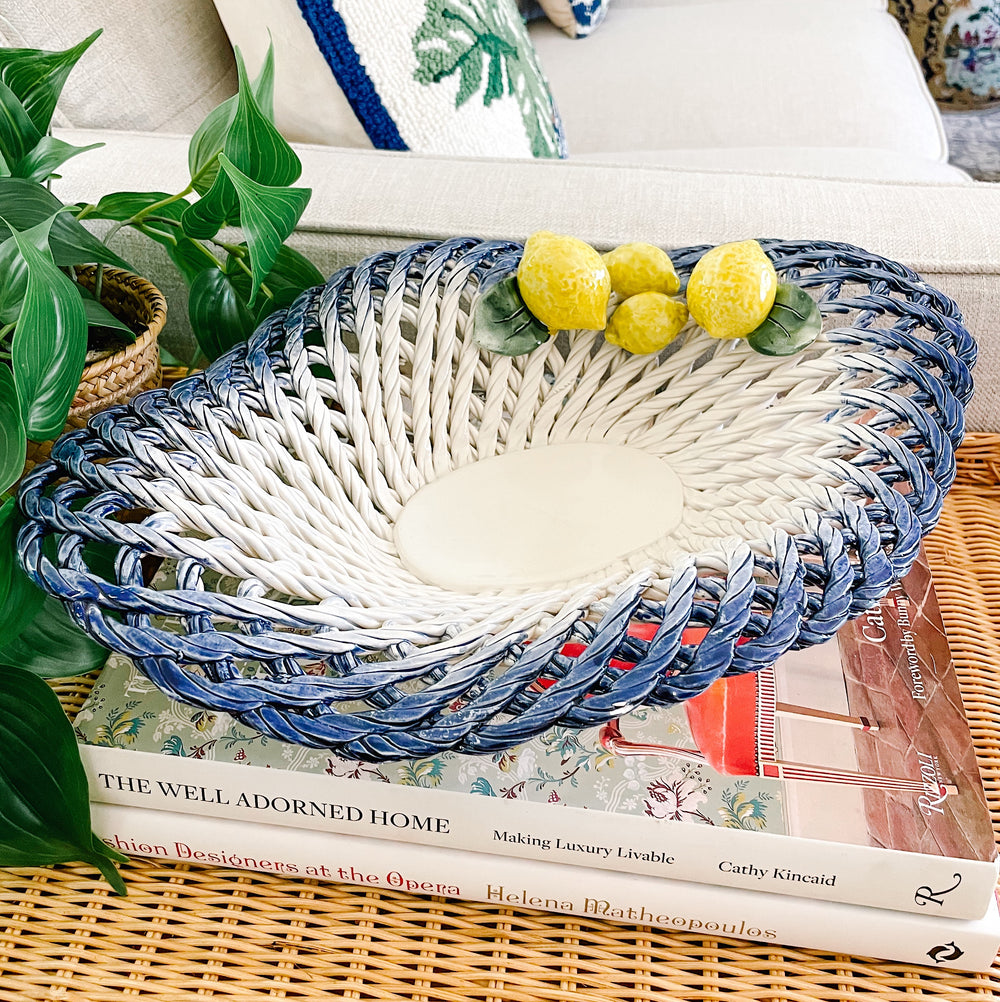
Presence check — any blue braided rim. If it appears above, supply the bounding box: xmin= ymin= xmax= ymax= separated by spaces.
xmin=16 ymin=238 xmax=975 ymax=761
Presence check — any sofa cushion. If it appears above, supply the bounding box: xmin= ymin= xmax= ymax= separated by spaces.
xmin=0 ymin=0 xmax=236 ymax=134
xmin=212 ymin=0 xmax=566 ymax=158
xmin=531 ymin=0 xmax=949 ymax=161
xmin=889 ymin=0 xmax=1000 ymax=108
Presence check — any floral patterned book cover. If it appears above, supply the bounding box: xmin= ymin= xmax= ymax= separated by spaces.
xmin=74 ymin=549 xmax=999 ymax=919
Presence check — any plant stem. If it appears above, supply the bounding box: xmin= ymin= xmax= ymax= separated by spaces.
xmin=101 ymin=183 xmax=196 ymax=247
xmin=214 ymin=243 xmax=273 ymax=300
xmin=189 ymin=240 xmax=226 ymax=271
xmin=214 ymin=240 xmax=246 ymax=257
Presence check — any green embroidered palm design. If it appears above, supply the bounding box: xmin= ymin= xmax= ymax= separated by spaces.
xmin=412 ymin=0 xmax=561 ymax=157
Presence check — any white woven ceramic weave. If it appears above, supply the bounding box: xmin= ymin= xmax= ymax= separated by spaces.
xmin=17 ymin=238 xmax=973 ymax=758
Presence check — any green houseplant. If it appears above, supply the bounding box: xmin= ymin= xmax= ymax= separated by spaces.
xmin=0 ymin=30 xmax=324 ymax=893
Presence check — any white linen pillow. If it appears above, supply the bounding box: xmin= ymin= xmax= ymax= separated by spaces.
xmin=212 ymin=0 xmax=567 ymax=158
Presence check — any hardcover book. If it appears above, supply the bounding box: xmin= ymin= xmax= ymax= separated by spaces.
xmin=75 ymin=551 xmax=1000 ymax=919
xmin=90 ymin=802 xmax=1000 ymax=973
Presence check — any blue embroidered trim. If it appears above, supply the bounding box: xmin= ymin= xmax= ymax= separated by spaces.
xmin=295 ymin=0 xmax=407 ymax=151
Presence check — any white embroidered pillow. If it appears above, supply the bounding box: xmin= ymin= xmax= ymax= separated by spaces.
xmin=212 ymin=0 xmax=567 ymax=159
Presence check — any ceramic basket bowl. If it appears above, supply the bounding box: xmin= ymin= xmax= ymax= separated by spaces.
xmin=16 ymin=238 xmax=974 ymax=760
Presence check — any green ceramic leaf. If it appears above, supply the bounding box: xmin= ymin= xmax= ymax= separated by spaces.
xmin=7 ymin=213 xmax=88 ymax=439
xmin=0 ymin=662 xmax=128 ymax=893
xmin=746 ymin=282 xmax=822 ymax=357
xmin=12 ymin=135 xmax=102 ymax=184
xmin=188 ymin=265 xmax=256 ymax=361
xmin=188 ymin=42 xmax=276 ymax=196
xmin=472 ymin=273 xmax=549 ymax=356
xmin=0 ymin=179 xmax=130 ymax=269
xmin=0 ymin=30 xmax=101 ymax=136
xmin=217 ymin=154 xmax=311 ymax=305
xmin=0 ymin=373 xmax=25 ymax=495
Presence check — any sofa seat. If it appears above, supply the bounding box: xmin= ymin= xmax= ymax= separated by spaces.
xmin=577 ymin=147 xmax=970 ymax=183
xmin=531 ymin=1 xmax=949 ymax=171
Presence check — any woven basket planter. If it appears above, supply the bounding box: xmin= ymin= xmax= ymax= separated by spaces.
xmin=16 ymin=238 xmax=974 ymax=761
xmin=22 ymin=267 xmax=166 ymax=473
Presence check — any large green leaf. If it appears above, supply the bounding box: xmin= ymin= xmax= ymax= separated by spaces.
xmin=188 ymin=42 xmax=276 ymax=196
xmin=79 ymin=295 xmax=135 ymax=343
xmin=188 ymin=265 xmax=256 ymax=361
xmin=0 ymin=499 xmax=109 ymax=677
xmin=179 ymin=168 xmax=236 ymax=242
xmin=0 ymin=226 xmax=35 ymax=325
xmin=0 ymin=31 xmax=101 ymax=136
xmin=0 ymin=77 xmax=41 ymax=171
xmin=0 ymin=663 xmax=128 ymax=893
xmin=7 ymin=214 xmax=88 ymax=439
xmin=12 ymin=134 xmax=103 ymax=184
xmin=78 ymin=190 xmax=178 ymax=223
xmin=0 ymin=499 xmax=43 ymax=649
xmin=0 ymin=592 xmax=110 ymax=678
xmin=0 ymin=179 xmax=131 ymax=269
xmin=218 ymin=155 xmax=310 ymax=304
xmin=181 ymin=50 xmax=300 ymax=240
xmin=226 ymin=243 xmax=324 ymax=324
xmin=0 ymin=373 xmax=25 ymax=496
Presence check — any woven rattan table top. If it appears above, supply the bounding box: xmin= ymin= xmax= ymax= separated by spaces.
xmin=2 ymin=435 xmax=1000 ymax=1001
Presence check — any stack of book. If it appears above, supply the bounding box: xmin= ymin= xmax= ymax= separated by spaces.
xmin=75 ymin=551 xmax=1000 ymax=972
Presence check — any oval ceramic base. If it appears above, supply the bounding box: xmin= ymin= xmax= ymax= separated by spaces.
xmin=394 ymin=443 xmax=685 ymax=592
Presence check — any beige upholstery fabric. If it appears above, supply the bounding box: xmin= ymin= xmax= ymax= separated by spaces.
xmin=52 ymin=130 xmax=1000 ymax=431
xmin=0 ymin=0 xmax=236 ymax=133
xmin=579 ymin=147 xmax=970 ymax=182
xmin=532 ymin=0 xmax=948 ymax=159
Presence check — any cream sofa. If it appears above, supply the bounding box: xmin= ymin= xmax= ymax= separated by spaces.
xmin=5 ymin=0 xmax=1000 ymax=430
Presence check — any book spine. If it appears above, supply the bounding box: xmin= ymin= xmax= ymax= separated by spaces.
xmin=82 ymin=743 xmax=1000 ymax=920
xmin=89 ymin=801 xmax=1000 ymax=973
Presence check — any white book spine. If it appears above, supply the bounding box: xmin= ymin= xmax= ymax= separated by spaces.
xmin=89 ymin=801 xmax=1000 ymax=973
xmin=82 ymin=743 xmax=1000 ymax=920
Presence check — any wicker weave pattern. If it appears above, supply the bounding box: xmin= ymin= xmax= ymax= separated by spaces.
xmin=16 ymin=239 xmax=973 ymax=759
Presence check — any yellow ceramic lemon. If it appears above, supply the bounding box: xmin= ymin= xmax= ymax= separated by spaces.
xmin=686 ymin=240 xmax=778 ymax=339
xmin=603 ymin=242 xmax=680 ymax=299
xmin=605 ymin=292 xmax=688 ymax=355
xmin=517 ymin=231 xmax=611 ymax=331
